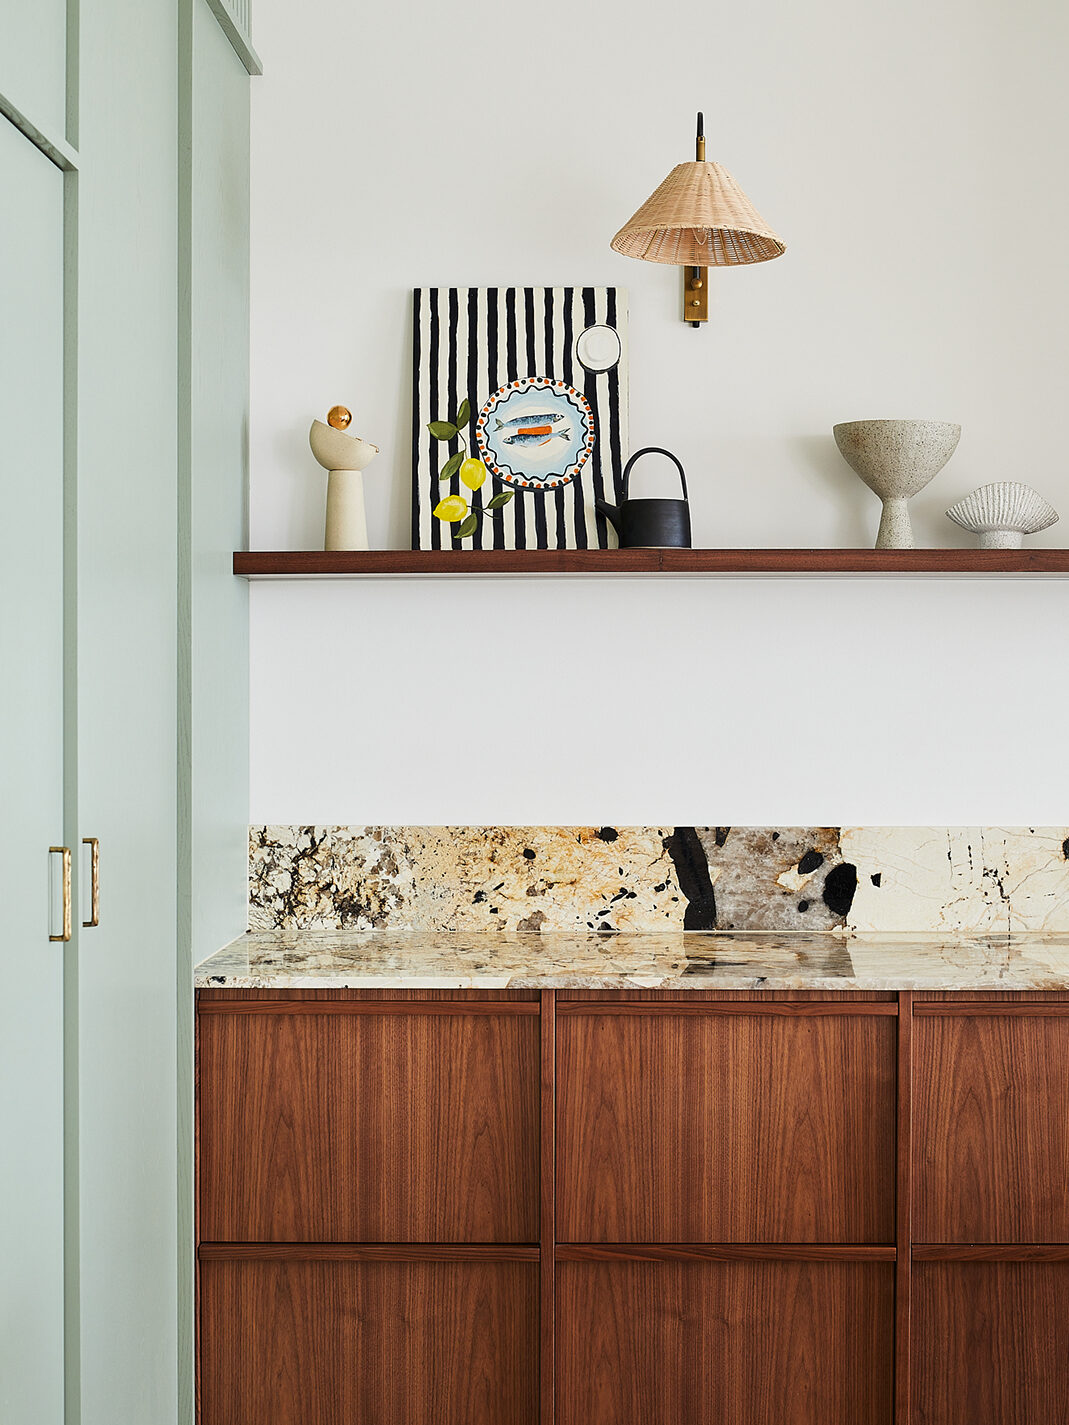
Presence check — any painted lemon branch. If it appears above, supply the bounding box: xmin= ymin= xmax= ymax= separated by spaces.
xmin=428 ymin=397 xmax=514 ymax=539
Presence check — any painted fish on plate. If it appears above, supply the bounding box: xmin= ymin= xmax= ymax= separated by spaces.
xmin=495 ymin=412 xmax=567 ymax=429
xmin=476 ymin=377 xmax=593 ymax=490
xmin=501 ymin=425 xmax=572 ymax=447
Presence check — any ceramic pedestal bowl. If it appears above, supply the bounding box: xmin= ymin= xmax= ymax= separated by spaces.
xmin=833 ymin=419 xmax=962 ymax=549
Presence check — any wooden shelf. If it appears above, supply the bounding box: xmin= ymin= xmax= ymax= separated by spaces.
xmin=234 ymin=548 xmax=1069 ymax=578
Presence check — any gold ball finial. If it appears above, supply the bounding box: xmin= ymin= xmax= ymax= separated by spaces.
xmin=327 ymin=405 xmax=352 ymax=430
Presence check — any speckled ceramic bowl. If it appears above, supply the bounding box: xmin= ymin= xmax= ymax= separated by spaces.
xmin=833 ymin=419 xmax=961 ymax=549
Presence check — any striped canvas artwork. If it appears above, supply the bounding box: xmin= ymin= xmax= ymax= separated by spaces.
xmin=411 ymin=287 xmax=629 ymax=550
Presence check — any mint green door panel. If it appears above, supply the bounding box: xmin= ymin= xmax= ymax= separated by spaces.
xmin=175 ymin=13 xmax=252 ymax=1416
xmin=188 ymin=0 xmax=250 ymax=969
xmin=76 ymin=0 xmax=179 ymax=1418
xmin=0 ymin=0 xmax=68 ymax=141
xmin=0 ymin=114 xmax=66 ymax=1425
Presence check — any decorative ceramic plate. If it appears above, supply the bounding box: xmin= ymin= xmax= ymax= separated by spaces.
xmin=575 ymin=323 xmax=623 ymax=373
xmin=475 ymin=377 xmax=595 ymax=491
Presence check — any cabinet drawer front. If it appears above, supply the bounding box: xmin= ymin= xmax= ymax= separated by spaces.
xmin=200 ymin=1259 xmax=538 ymax=1425
xmin=557 ymin=1011 xmax=896 ymax=1242
xmin=557 ymin=1260 xmax=893 ymax=1425
xmin=915 ymin=1014 xmax=1069 ymax=1241
xmin=199 ymin=1008 xmax=539 ymax=1241
xmin=913 ymin=1263 xmax=1069 ymax=1424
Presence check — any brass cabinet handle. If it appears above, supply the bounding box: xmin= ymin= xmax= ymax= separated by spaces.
xmin=49 ymin=846 xmax=72 ymax=942
xmin=82 ymin=837 xmax=99 ymax=927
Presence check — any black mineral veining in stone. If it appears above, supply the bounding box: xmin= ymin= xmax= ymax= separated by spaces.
xmin=1063 ymin=837 xmax=1069 ymax=860
xmin=798 ymin=900 xmax=810 ymax=913
xmin=663 ymin=828 xmax=718 ymax=930
xmin=797 ymin=849 xmax=825 ymax=875
xmin=597 ymin=827 xmax=618 ymax=842
xmin=523 ymin=848 xmax=536 ymax=860
xmin=822 ymin=862 xmax=858 ymax=917
xmin=871 ymin=873 xmax=882 ymax=887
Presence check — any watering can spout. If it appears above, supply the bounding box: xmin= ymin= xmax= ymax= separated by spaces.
xmin=595 ymin=498 xmax=621 ymax=533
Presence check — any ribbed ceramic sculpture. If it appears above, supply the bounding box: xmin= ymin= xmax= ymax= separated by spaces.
xmin=946 ymin=482 xmax=1059 ymax=548
xmin=833 ymin=420 xmax=962 ymax=549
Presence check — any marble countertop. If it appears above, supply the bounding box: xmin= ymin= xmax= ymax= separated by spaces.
xmin=195 ymin=929 xmax=1069 ymax=991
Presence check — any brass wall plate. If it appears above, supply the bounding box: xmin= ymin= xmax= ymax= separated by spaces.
xmin=683 ymin=266 xmax=708 ymax=324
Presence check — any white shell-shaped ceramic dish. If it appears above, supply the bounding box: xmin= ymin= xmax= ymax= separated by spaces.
xmin=946 ymin=481 xmax=1059 ymax=548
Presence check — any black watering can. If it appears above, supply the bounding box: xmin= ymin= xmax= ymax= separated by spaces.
xmin=596 ymin=446 xmax=692 ymax=549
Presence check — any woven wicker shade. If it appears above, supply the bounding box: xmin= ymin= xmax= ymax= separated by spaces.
xmin=611 ymin=160 xmax=785 ymax=267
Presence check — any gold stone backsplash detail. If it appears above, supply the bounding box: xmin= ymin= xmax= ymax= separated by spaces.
xmin=248 ymin=826 xmax=1069 ymax=935
xmin=249 ymin=825 xmax=685 ymax=933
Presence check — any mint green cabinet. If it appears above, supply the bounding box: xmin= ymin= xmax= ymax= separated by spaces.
xmin=0 ymin=0 xmax=68 ymax=140
xmin=0 ymin=3 xmax=253 ymax=1423
xmin=0 ymin=113 xmax=67 ymax=1425
xmin=74 ymin=0 xmax=181 ymax=1416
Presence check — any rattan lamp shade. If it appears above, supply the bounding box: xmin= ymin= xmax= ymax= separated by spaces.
xmin=611 ymin=160 xmax=785 ymax=267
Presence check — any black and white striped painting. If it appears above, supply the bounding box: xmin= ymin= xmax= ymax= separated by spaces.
xmin=411 ymin=287 xmax=628 ymax=550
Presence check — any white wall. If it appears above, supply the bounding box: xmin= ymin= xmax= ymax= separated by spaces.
xmin=249 ymin=0 xmax=1069 ymax=825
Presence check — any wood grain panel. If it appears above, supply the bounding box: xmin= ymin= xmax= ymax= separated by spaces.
xmin=198 ymin=988 xmax=540 ymax=1000
xmin=896 ymin=992 xmax=913 ymax=1425
xmin=914 ymin=1002 xmax=1069 ymax=1016
xmin=556 ymin=1259 xmax=894 ymax=1425
xmin=914 ymin=1244 xmax=1069 ymax=1261
xmin=558 ymin=1000 xmax=897 ymax=1015
xmin=198 ymin=998 xmax=538 ymax=1014
xmin=913 ymin=1263 xmax=1069 ymax=1424
xmin=198 ymin=1242 xmax=539 ymax=1261
xmin=914 ymin=991 xmax=1069 ymax=1002
xmin=199 ymin=1007 xmax=539 ymax=1241
xmin=556 ymin=1243 xmax=896 ymax=1261
xmin=559 ymin=989 xmax=897 ymax=1001
xmin=234 ymin=548 xmax=1069 ymax=576
xmin=914 ymin=1014 xmax=1069 ymax=1241
xmin=200 ymin=1259 xmax=538 ymax=1425
xmin=558 ymin=1010 xmax=895 ymax=1242
xmin=539 ymin=991 xmax=555 ymax=1425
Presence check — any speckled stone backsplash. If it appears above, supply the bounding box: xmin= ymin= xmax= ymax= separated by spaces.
xmin=249 ymin=826 xmax=1069 ymax=934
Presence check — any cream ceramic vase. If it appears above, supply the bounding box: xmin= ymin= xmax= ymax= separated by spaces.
xmin=309 ymin=419 xmax=380 ymax=551
xmin=833 ymin=419 xmax=962 ymax=549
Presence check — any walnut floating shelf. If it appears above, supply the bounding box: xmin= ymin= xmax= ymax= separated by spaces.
xmin=234 ymin=549 xmax=1069 ymax=578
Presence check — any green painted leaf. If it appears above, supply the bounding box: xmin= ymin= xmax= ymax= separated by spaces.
xmin=457 ymin=513 xmax=479 ymax=538
xmin=439 ymin=451 xmax=463 ymax=480
xmin=486 ymin=491 xmax=515 ymax=510
xmin=455 ymin=398 xmax=471 ymax=427
xmin=428 ymin=420 xmax=457 ymax=440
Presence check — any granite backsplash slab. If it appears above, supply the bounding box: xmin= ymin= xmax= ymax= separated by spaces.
xmin=249 ymin=825 xmax=1069 ymax=935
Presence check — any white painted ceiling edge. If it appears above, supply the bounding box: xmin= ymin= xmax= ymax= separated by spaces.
xmin=248 ymin=0 xmax=1069 ymax=825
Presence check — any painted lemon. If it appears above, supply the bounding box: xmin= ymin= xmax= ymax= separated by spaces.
xmin=433 ymin=494 xmax=469 ymax=523
xmin=460 ymin=458 xmax=486 ymax=491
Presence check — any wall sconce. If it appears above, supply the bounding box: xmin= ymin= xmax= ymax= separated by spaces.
xmin=611 ymin=112 xmax=785 ymax=326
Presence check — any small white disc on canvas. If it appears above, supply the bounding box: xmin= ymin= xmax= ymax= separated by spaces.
xmin=575 ymin=323 xmax=622 ymax=373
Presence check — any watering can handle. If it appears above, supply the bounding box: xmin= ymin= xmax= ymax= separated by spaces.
xmin=620 ymin=447 xmax=689 ymax=501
